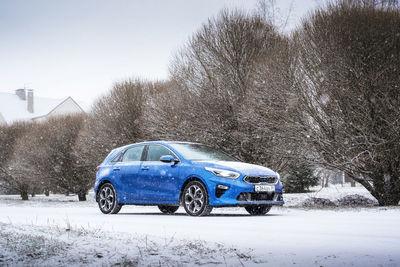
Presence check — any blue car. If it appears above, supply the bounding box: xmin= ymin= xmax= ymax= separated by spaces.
xmin=95 ymin=141 xmax=284 ymax=216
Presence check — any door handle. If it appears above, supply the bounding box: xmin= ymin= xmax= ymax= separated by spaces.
xmin=113 ymin=167 xmax=120 ymax=171
xmin=141 ymin=166 xmax=149 ymax=171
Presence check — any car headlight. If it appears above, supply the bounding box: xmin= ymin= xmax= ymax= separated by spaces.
xmin=205 ymin=167 xmax=240 ymax=179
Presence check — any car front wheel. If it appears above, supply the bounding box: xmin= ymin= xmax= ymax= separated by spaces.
xmin=245 ymin=205 xmax=271 ymax=215
xmin=98 ymin=183 xmax=122 ymax=214
xmin=182 ymin=181 xmax=212 ymax=216
xmin=158 ymin=205 xmax=179 ymax=214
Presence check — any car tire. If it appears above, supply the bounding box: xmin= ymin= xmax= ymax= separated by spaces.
xmin=245 ymin=205 xmax=271 ymax=215
xmin=182 ymin=181 xmax=213 ymax=216
xmin=98 ymin=183 xmax=122 ymax=214
xmin=158 ymin=205 xmax=179 ymax=214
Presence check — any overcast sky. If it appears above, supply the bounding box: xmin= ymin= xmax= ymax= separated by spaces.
xmin=0 ymin=0 xmax=318 ymax=105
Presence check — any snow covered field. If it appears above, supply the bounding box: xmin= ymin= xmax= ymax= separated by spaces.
xmin=0 ymin=186 xmax=399 ymax=266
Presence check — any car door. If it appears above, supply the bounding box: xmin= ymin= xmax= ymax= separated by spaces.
xmin=117 ymin=145 xmax=145 ymax=202
xmin=137 ymin=144 xmax=180 ymax=202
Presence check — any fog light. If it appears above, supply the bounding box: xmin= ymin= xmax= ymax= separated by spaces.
xmin=217 ymin=184 xmax=229 ymax=190
xmin=216 ymin=184 xmax=230 ymax=198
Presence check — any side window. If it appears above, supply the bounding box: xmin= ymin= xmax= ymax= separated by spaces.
xmin=146 ymin=145 xmax=175 ymax=161
xmin=121 ymin=145 xmax=144 ymax=162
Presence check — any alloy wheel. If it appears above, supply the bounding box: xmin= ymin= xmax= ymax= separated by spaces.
xmin=98 ymin=183 xmax=121 ymax=214
xmin=99 ymin=186 xmax=114 ymax=212
xmin=182 ymin=181 xmax=212 ymax=216
xmin=184 ymin=184 xmax=205 ymax=214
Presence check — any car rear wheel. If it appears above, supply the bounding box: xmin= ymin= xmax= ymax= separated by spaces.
xmin=182 ymin=181 xmax=212 ymax=216
xmin=98 ymin=183 xmax=122 ymax=214
xmin=158 ymin=205 xmax=179 ymax=214
xmin=245 ymin=205 xmax=271 ymax=215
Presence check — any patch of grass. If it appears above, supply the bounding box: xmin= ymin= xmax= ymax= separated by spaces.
xmin=0 ymin=222 xmax=258 ymax=266
xmin=0 ymin=222 xmax=67 ymax=264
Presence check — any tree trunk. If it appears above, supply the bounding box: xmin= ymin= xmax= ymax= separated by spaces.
xmin=31 ymin=192 xmax=36 ymax=197
xmin=355 ymin=176 xmax=400 ymax=206
xmin=363 ymin=174 xmax=400 ymax=206
xmin=376 ymin=191 xmax=400 ymax=206
xmin=45 ymin=189 xmax=50 ymax=196
xmin=324 ymin=177 xmax=329 ymax=187
xmin=377 ymin=197 xmax=400 ymax=206
xmin=350 ymin=179 xmax=356 ymax=187
xmin=78 ymin=192 xmax=87 ymax=201
xmin=21 ymin=191 xmax=29 ymax=200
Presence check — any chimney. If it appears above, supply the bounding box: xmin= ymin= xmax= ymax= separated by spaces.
xmin=15 ymin=89 xmax=26 ymax=100
xmin=27 ymin=89 xmax=34 ymax=113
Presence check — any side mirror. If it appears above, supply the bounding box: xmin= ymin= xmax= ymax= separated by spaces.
xmin=160 ymin=155 xmax=178 ymax=164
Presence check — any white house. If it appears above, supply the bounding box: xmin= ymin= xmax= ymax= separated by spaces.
xmin=0 ymin=89 xmax=87 ymax=125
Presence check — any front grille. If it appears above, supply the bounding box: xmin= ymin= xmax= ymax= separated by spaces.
xmin=243 ymin=176 xmax=278 ymax=184
xmin=237 ymin=192 xmax=282 ymax=202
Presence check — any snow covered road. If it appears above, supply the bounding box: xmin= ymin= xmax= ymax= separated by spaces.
xmin=0 ymin=196 xmax=399 ymax=266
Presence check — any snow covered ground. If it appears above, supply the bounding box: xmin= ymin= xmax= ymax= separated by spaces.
xmin=0 ymin=185 xmax=399 ymax=266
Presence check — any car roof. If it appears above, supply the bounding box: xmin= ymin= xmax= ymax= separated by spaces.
xmin=130 ymin=140 xmax=204 ymax=146
xmin=108 ymin=141 xmax=208 ymax=157
xmin=103 ymin=141 xmax=207 ymax=163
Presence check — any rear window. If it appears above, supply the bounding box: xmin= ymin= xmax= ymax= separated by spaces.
xmin=121 ymin=145 xmax=145 ymax=162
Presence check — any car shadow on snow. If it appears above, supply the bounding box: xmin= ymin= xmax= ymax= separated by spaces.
xmin=116 ymin=212 xmax=282 ymax=217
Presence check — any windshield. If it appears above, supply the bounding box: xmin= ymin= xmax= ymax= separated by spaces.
xmin=170 ymin=143 xmax=239 ymax=162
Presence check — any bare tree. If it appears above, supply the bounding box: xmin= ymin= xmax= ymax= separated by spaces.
xmin=237 ymin=34 xmax=308 ymax=172
xmin=89 ymin=79 xmax=146 ymax=152
xmin=256 ymin=0 xmax=295 ymax=31
xmin=169 ymin=9 xmax=287 ymax=163
xmin=1 ymin=115 xmax=93 ymax=201
xmin=293 ymin=0 xmax=400 ymax=205
xmin=10 ymin=115 xmax=86 ymax=200
xmin=0 ymin=122 xmax=36 ymax=200
xmin=141 ymin=80 xmax=184 ymax=140
xmin=75 ymin=79 xmax=148 ymax=194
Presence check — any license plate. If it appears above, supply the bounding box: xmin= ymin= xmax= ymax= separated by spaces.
xmin=254 ymin=185 xmax=275 ymax=192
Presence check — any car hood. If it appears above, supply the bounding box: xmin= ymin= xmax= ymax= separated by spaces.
xmin=192 ymin=161 xmax=277 ymax=177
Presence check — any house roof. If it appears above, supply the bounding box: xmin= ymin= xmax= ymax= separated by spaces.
xmin=0 ymin=91 xmax=87 ymax=124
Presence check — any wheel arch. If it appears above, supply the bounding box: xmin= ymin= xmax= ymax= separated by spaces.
xmin=179 ymin=176 xmax=209 ymax=204
xmin=96 ymin=179 xmax=113 ymax=202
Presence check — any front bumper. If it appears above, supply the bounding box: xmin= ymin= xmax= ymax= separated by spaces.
xmin=236 ymin=200 xmax=284 ymax=206
xmin=236 ymin=191 xmax=284 ymax=206
xmin=206 ymin=175 xmax=284 ymax=207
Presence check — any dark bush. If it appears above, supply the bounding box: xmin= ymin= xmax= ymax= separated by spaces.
xmin=302 ymin=197 xmax=337 ymax=208
xmin=283 ymin=162 xmax=319 ymax=193
xmin=336 ymin=194 xmax=378 ymax=207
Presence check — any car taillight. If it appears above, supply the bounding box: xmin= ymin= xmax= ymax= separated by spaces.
xmin=96 ymin=166 xmax=100 ymax=172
